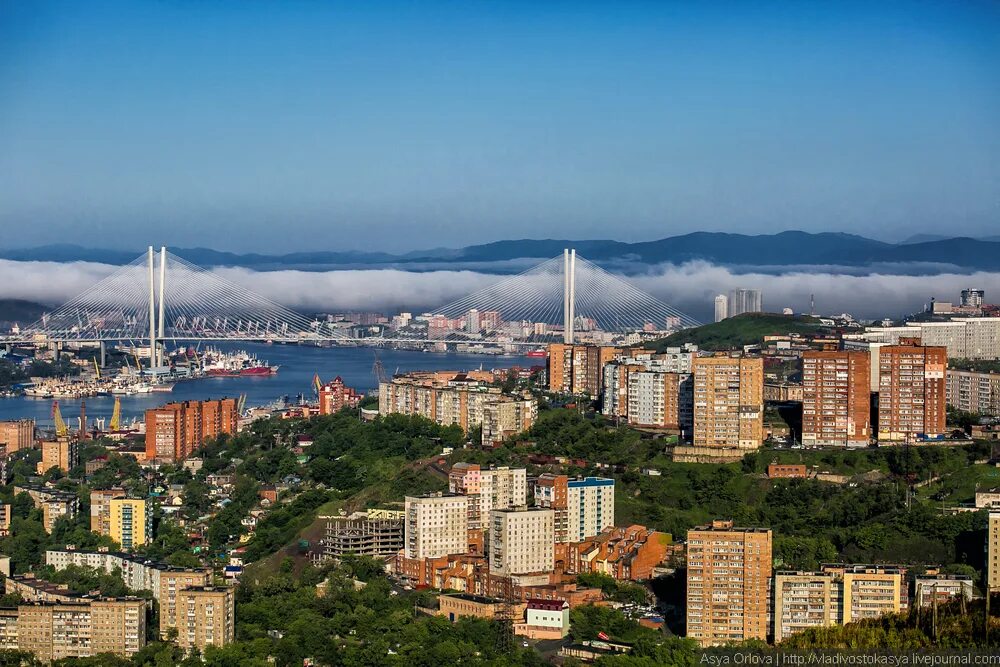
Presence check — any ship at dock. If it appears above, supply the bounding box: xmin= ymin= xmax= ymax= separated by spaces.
xmin=199 ymin=347 xmax=279 ymax=377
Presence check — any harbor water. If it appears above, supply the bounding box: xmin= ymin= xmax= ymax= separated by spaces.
xmin=0 ymin=343 xmax=529 ymax=427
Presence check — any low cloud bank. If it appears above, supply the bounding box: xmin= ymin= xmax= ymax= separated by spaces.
xmin=1 ymin=259 xmax=998 ymax=323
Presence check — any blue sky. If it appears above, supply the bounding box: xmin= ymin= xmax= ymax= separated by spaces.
xmin=1 ymin=1 xmax=998 ymax=253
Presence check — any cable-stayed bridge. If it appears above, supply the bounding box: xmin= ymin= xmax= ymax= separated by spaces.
xmin=10 ymin=246 xmax=698 ymax=357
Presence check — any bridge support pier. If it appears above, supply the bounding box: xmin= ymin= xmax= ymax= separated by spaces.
xmin=99 ymin=341 xmax=106 ymax=368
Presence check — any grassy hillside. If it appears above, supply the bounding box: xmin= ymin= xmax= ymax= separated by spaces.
xmin=649 ymin=312 xmax=825 ymax=350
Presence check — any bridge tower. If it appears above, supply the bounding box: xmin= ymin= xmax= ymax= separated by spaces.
xmin=563 ymin=248 xmax=576 ymax=344
xmin=147 ymin=247 xmax=156 ymax=369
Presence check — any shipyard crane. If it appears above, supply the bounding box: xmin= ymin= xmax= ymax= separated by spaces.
xmin=93 ymin=359 xmax=101 ymax=380
xmin=109 ymin=397 xmax=122 ymax=432
xmin=52 ymin=401 xmax=68 ymax=437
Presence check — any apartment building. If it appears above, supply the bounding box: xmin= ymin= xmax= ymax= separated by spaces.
xmin=0 ymin=599 xmax=146 ymax=661
xmin=566 ymin=477 xmax=615 ymax=542
xmin=860 ymin=318 xmax=1000 ymax=360
xmin=109 ymin=498 xmax=152 ymax=550
xmin=318 ymin=376 xmax=362 ymax=415
xmin=691 ymin=355 xmax=764 ymax=451
xmin=626 ymin=370 xmax=693 ymax=431
xmin=564 ymin=525 xmax=671 ymax=581
xmin=37 ymin=437 xmax=78 ymax=474
xmin=801 ymin=351 xmax=871 ymax=447
xmin=488 ymin=508 xmax=555 ymax=576
xmin=989 ymin=511 xmax=1000 ymax=591
xmin=90 ymin=488 xmax=126 ymax=535
xmin=773 ymin=571 xmax=838 ymax=643
xmin=548 ymin=343 xmax=621 ymax=396
xmin=15 ymin=484 xmax=79 ymax=533
xmin=877 ymin=345 xmax=947 ymax=441
xmin=44 ymin=549 xmax=211 ymax=639
xmin=379 ymin=372 xmax=536 ymax=444
xmin=945 ymin=369 xmax=1000 ymax=416
xmin=5 ymin=574 xmax=81 ymax=603
xmin=533 ymin=475 xmax=615 ymax=543
xmin=449 ymin=464 xmax=527 ymax=530
xmin=404 ymin=493 xmax=469 ymax=560
xmin=686 ymin=520 xmax=772 ymax=647
xmin=0 ymin=419 xmax=34 ymax=452
xmin=773 ymin=565 xmax=906 ymax=642
xmin=174 ymin=587 xmax=235 ymax=652
xmin=144 ymin=398 xmax=239 ymax=462
xmin=0 ymin=502 xmax=11 ymax=537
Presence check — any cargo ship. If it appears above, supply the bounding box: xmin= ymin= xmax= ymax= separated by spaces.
xmin=202 ymin=348 xmax=279 ymax=377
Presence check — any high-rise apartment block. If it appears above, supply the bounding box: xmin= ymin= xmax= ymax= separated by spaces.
xmin=728 ymin=289 xmax=763 ymax=317
xmin=534 ymin=476 xmax=616 ymax=543
xmin=601 ymin=349 xmax=696 ymax=431
xmin=379 ymin=372 xmax=536 ymax=445
xmin=859 ymin=318 xmax=1000 ymax=360
xmin=961 ymin=288 xmax=985 ymax=308
xmin=404 ymin=493 xmax=469 ymax=560
xmin=109 ymin=498 xmax=151 ymax=550
xmin=686 ymin=520 xmax=772 ymax=647
xmin=989 ymin=511 xmax=1000 ymax=592
xmin=488 ymin=508 xmax=555 ymax=576
xmin=714 ymin=294 xmax=728 ymax=322
xmin=801 ymin=351 xmax=871 ymax=447
xmin=876 ymin=345 xmax=947 ymax=441
xmin=691 ymin=355 xmax=764 ymax=451
xmin=0 ymin=419 xmax=34 ymax=453
xmin=90 ymin=488 xmax=126 ymax=535
xmin=174 ymin=587 xmax=235 ymax=652
xmin=36 ymin=437 xmax=78 ymax=474
xmin=318 ymin=376 xmax=362 ymax=415
xmin=145 ymin=398 xmax=239 ymax=461
xmin=567 ymin=477 xmax=615 ymax=542
xmin=0 ymin=599 xmax=146 ymax=661
xmin=548 ymin=343 xmax=621 ymax=396
xmin=772 ymin=565 xmax=905 ymax=643
xmin=945 ymin=369 xmax=1000 ymax=416
xmin=448 ymin=464 xmax=527 ymax=530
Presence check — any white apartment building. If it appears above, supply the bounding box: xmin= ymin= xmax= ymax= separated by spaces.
xmin=404 ymin=493 xmax=468 ymax=559
xmin=448 ymin=465 xmax=527 ymax=530
xmin=566 ymin=477 xmax=615 ymax=542
xmin=859 ymin=318 xmax=1000 ymax=360
xmin=488 ymin=508 xmax=554 ymax=576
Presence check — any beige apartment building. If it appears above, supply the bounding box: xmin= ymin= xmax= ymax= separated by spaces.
xmin=448 ymin=464 xmax=527 ymax=530
xmin=686 ymin=520 xmax=772 ymax=647
xmin=801 ymin=351 xmax=871 ymax=447
xmin=37 ymin=437 xmax=78 ymax=474
xmin=0 ymin=419 xmax=34 ymax=452
xmin=0 ymin=599 xmax=146 ymax=661
xmin=773 ymin=565 xmax=905 ymax=643
xmin=404 ymin=493 xmax=469 ymax=559
xmin=946 ymin=369 xmax=1000 ymax=416
xmin=691 ymin=355 xmax=764 ymax=451
xmin=488 ymin=508 xmax=555 ymax=576
xmin=989 ymin=511 xmax=1000 ymax=591
xmin=173 ymin=587 xmax=235 ymax=652
xmin=90 ymin=488 xmax=126 ymax=535
xmin=379 ymin=372 xmax=536 ymax=444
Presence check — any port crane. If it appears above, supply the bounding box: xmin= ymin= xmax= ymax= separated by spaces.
xmin=52 ymin=401 xmax=68 ymax=438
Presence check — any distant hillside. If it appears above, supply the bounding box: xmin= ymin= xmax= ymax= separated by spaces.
xmin=4 ymin=231 xmax=1000 ymax=271
xmin=648 ymin=313 xmax=825 ymax=351
xmin=0 ymin=299 xmax=48 ymax=327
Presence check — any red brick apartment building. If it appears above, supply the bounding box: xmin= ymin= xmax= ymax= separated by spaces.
xmin=145 ymin=398 xmax=238 ymax=461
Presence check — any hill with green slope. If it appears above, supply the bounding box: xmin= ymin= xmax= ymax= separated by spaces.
xmin=649 ymin=312 xmax=826 ymax=350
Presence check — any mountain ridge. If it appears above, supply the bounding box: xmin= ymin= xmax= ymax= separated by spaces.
xmin=3 ymin=231 xmax=1000 ymax=271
